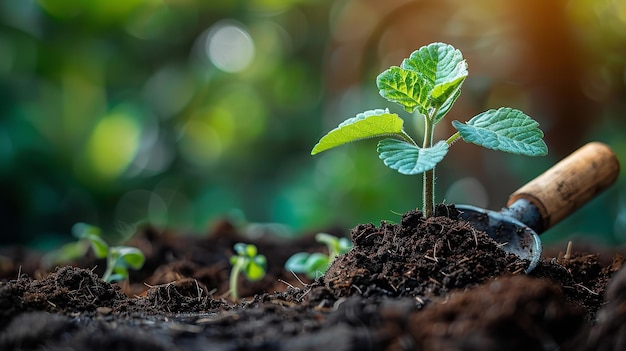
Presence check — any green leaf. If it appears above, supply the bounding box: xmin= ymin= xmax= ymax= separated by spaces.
xmin=452 ymin=107 xmax=548 ymax=156
xmin=311 ymin=109 xmax=405 ymax=155
xmin=305 ymin=253 xmax=330 ymax=277
xmin=113 ymin=265 xmax=129 ymax=277
xmin=245 ymin=244 xmax=257 ymax=258
xmin=314 ymin=233 xmax=337 ymax=247
xmin=244 ymin=254 xmax=266 ymax=281
xmin=85 ymin=233 xmax=109 ymax=259
xmin=337 ymin=238 xmax=352 ymax=254
xmin=116 ymin=246 xmax=146 ymax=269
xmin=72 ymin=222 xmax=101 ymax=240
xmin=376 ymin=68 xmax=429 ymax=113
xmin=285 ymin=252 xmax=311 ymax=273
xmin=377 ymin=42 xmax=468 ymax=121
xmin=234 ymin=243 xmax=257 ymax=258
xmin=434 ymin=88 xmax=461 ymax=124
xmin=377 ymin=139 xmax=449 ymax=175
xmin=285 ymin=252 xmax=330 ymax=278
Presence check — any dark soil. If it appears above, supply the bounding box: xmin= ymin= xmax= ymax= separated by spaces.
xmin=1 ymin=205 xmax=624 ymax=350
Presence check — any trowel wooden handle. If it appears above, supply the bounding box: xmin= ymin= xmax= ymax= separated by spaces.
xmin=507 ymin=142 xmax=620 ymax=232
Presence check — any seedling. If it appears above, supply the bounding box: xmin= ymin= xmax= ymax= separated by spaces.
xmin=312 ymin=42 xmax=547 ymax=217
xmin=72 ymin=223 xmax=145 ymax=283
xmin=285 ymin=233 xmax=352 ymax=279
xmin=229 ymin=243 xmax=267 ymax=301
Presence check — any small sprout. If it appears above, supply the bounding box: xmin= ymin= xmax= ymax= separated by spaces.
xmin=229 ymin=243 xmax=267 ymax=301
xmin=312 ymin=42 xmax=547 ymax=218
xmin=285 ymin=233 xmax=352 ymax=279
xmin=72 ymin=223 xmax=145 ymax=283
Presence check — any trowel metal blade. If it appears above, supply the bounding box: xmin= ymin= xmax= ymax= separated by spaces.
xmin=455 ymin=204 xmax=542 ymax=273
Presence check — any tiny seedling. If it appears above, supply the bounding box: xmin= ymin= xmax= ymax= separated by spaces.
xmin=229 ymin=243 xmax=267 ymax=301
xmin=72 ymin=223 xmax=146 ymax=283
xmin=312 ymin=42 xmax=547 ymax=217
xmin=285 ymin=233 xmax=352 ymax=279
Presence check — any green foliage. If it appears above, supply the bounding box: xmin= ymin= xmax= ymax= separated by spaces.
xmin=312 ymin=42 xmax=548 ymax=217
xmin=285 ymin=233 xmax=352 ymax=279
xmin=71 ymin=223 xmax=145 ymax=283
xmin=376 ymin=44 xmax=467 ymax=121
xmin=311 ymin=109 xmax=406 ymax=155
xmin=451 ymin=107 xmax=548 ymax=156
xmin=229 ymin=243 xmax=267 ymax=301
xmin=377 ymin=139 xmax=449 ymax=175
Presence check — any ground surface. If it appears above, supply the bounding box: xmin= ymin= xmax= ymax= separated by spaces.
xmin=1 ymin=205 xmax=625 ymax=350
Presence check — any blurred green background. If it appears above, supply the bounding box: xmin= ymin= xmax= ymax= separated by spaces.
xmin=1 ymin=0 xmax=625 ymax=249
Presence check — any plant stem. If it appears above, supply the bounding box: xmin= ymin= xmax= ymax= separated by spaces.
xmin=422 ymin=115 xmax=435 ymax=217
xmin=229 ymin=259 xmax=244 ymax=301
xmin=446 ymin=132 xmax=461 ymax=145
xmin=102 ymin=254 xmax=114 ymax=282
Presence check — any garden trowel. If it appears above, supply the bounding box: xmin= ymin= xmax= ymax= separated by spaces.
xmin=456 ymin=142 xmax=620 ymax=273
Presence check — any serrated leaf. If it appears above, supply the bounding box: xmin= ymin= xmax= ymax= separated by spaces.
xmin=311 ymin=109 xmax=405 ymax=155
xmin=376 ymin=68 xmax=429 ymax=113
xmin=377 ymin=42 xmax=468 ymax=121
xmin=377 ymin=139 xmax=449 ymax=175
xmin=452 ymin=107 xmax=548 ymax=156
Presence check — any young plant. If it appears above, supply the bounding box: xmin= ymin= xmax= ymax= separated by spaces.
xmin=229 ymin=243 xmax=267 ymax=301
xmin=285 ymin=233 xmax=352 ymax=279
xmin=72 ymin=223 xmax=146 ymax=283
xmin=312 ymin=42 xmax=548 ymax=217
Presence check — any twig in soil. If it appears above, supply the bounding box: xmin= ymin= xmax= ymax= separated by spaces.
xmin=194 ymin=279 xmax=204 ymax=301
xmin=290 ymin=270 xmax=307 ymax=287
xmin=512 ymin=267 xmax=525 ymax=275
xmin=424 ymin=255 xmax=438 ymax=263
xmin=495 ymin=241 xmax=508 ymax=249
xmin=332 ymin=297 xmax=348 ymax=310
xmin=428 ymin=277 xmax=442 ymax=286
xmin=575 ymin=283 xmax=599 ymax=296
xmin=365 ymin=231 xmax=385 ymax=240
xmin=278 ymin=279 xmax=297 ymax=290
xmin=351 ymin=284 xmax=363 ymax=295
xmin=456 ymin=257 xmax=470 ymax=265
xmin=17 ymin=265 xmax=21 ymax=280
xmin=471 ymin=228 xmax=478 ymax=248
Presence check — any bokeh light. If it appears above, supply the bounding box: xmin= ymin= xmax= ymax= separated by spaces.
xmin=205 ymin=21 xmax=255 ymax=73
xmin=0 ymin=0 xmax=625 ymax=248
xmin=82 ymin=108 xmax=141 ymax=181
